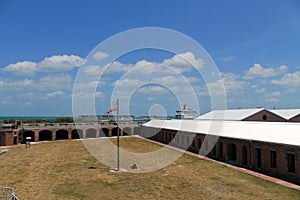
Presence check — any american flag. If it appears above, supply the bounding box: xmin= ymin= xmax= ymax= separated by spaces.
xmin=104 ymin=104 xmax=118 ymax=116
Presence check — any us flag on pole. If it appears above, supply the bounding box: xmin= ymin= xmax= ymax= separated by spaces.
xmin=104 ymin=104 xmax=118 ymax=116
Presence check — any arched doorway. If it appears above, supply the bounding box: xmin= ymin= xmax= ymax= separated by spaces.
xmin=71 ymin=129 xmax=83 ymax=139
xmin=56 ymin=129 xmax=69 ymax=140
xmin=123 ymin=127 xmax=131 ymax=136
xmin=23 ymin=130 xmax=35 ymax=143
xmin=227 ymin=143 xmax=237 ymax=162
xmin=100 ymin=128 xmax=109 ymax=137
xmin=133 ymin=127 xmax=141 ymax=135
xmin=86 ymin=128 xmax=96 ymax=138
xmin=112 ymin=127 xmax=121 ymax=137
xmin=39 ymin=130 xmax=52 ymax=141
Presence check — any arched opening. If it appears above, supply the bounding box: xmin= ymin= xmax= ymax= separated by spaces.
xmin=133 ymin=127 xmax=141 ymax=135
xmin=72 ymin=129 xmax=83 ymax=139
xmin=100 ymin=128 xmax=109 ymax=137
xmin=56 ymin=129 xmax=69 ymax=140
xmin=112 ymin=127 xmax=121 ymax=137
xmin=227 ymin=143 xmax=237 ymax=163
xmin=242 ymin=146 xmax=247 ymax=165
xmin=123 ymin=127 xmax=131 ymax=136
xmin=86 ymin=128 xmax=97 ymax=138
xmin=23 ymin=130 xmax=35 ymax=143
xmin=218 ymin=142 xmax=223 ymax=159
xmin=39 ymin=130 xmax=52 ymax=141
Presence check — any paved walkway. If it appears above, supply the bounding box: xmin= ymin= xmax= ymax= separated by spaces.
xmin=140 ymin=136 xmax=300 ymax=191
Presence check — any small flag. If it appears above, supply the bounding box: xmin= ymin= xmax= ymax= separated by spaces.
xmin=105 ymin=104 xmax=118 ymax=116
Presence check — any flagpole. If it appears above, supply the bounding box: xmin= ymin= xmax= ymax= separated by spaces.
xmin=116 ymin=99 xmax=120 ymax=171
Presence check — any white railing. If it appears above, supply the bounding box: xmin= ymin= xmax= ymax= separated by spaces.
xmin=0 ymin=186 xmax=20 ymax=200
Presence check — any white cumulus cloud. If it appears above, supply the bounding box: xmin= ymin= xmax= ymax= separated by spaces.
xmin=271 ymin=71 xmax=300 ymax=86
xmin=93 ymin=51 xmax=109 ymax=61
xmin=2 ymin=55 xmax=83 ymax=76
xmin=243 ymin=64 xmax=288 ymax=80
xmin=162 ymin=52 xmax=203 ymax=72
xmin=2 ymin=61 xmax=38 ymax=76
xmin=38 ymin=55 xmax=83 ymax=72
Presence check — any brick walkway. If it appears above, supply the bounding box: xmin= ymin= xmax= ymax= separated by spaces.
xmin=140 ymin=136 xmax=300 ymax=191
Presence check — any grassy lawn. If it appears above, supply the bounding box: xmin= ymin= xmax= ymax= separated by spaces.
xmin=0 ymin=136 xmax=299 ymax=199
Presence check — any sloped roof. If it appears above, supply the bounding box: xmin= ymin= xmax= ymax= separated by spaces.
xmin=269 ymin=109 xmax=300 ymax=120
xmin=196 ymin=108 xmax=265 ymax=121
xmin=143 ymin=120 xmax=300 ymax=146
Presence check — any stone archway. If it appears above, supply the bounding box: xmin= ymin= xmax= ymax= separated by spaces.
xmin=56 ymin=129 xmax=69 ymax=140
xmin=133 ymin=127 xmax=141 ymax=135
xmin=39 ymin=130 xmax=53 ymax=141
xmin=23 ymin=130 xmax=35 ymax=143
xmin=112 ymin=127 xmax=122 ymax=137
xmin=123 ymin=127 xmax=131 ymax=136
xmin=100 ymin=128 xmax=109 ymax=137
xmin=86 ymin=128 xmax=97 ymax=138
xmin=71 ymin=129 xmax=83 ymax=139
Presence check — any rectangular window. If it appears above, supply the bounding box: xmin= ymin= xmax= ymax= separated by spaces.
xmin=242 ymin=146 xmax=247 ymax=165
xmin=219 ymin=142 xmax=223 ymax=158
xmin=186 ymin=136 xmax=189 ymax=147
xmin=198 ymin=138 xmax=201 ymax=149
xmin=270 ymin=150 xmax=277 ymax=168
xmin=192 ymin=139 xmax=195 ymax=148
xmin=287 ymin=153 xmax=295 ymax=173
xmin=213 ymin=146 xmax=217 ymax=156
xmin=256 ymin=148 xmax=262 ymax=168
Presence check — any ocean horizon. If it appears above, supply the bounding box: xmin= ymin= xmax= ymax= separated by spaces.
xmin=0 ymin=116 xmax=70 ymax=121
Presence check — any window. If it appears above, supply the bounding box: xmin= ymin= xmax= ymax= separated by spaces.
xmin=192 ymin=139 xmax=195 ymax=148
xmin=256 ymin=148 xmax=262 ymax=168
xmin=262 ymin=115 xmax=267 ymax=121
xmin=186 ymin=136 xmax=190 ymax=147
xmin=228 ymin=143 xmax=237 ymax=161
xmin=270 ymin=150 xmax=277 ymax=168
xmin=213 ymin=146 xmax=217 ymax=156
xmin=242 ymin=146 xmax=247 ymax=165
xmin=198 ymin=138 xmax=201 ymax=149
xmin=219 ymin=142 xmax=223 ymax=158
xmin=287 ymin=153 xmax=295 ymax=173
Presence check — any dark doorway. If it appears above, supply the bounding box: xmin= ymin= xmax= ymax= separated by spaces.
xmin=242 ymin=146 xmax=247 ymax=165
xmin=219 ymin=142 xmax=223 ymax=159
xmin=39 ymin=130 xmax=52 ymax=141
xmin=100 ymin=128 xmax=109 ymax=137
xmin=23 ymin=130 xmax=35 ymax=142
xmin=71 ymin=129 xmax=83 ymax=139
xmin=112 ymin=127 xmax=122 ymax=137
xmin=227 ymin=143 xmax=237 ymax=162
xmin=56 ymin=129 xmax=69 ymax=140
xmin=287 ymin=153 xmax=295 ymax=173
xmin=256 ymin=148 xmax=262 ymax=168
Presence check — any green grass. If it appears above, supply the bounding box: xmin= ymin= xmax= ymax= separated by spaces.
xmin=0 ymin=136 xmax=299 ymax=199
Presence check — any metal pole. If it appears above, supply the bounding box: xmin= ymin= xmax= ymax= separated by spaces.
xmin=117 ymin=99 xmax=120 ymax=171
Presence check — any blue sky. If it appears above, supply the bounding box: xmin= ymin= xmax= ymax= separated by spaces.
xmin=0 ymin=0 xmax=300 ymax=117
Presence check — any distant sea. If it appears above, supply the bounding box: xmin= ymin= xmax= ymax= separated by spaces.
xmin=0 ymin=116 xmax=64 ymax=121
